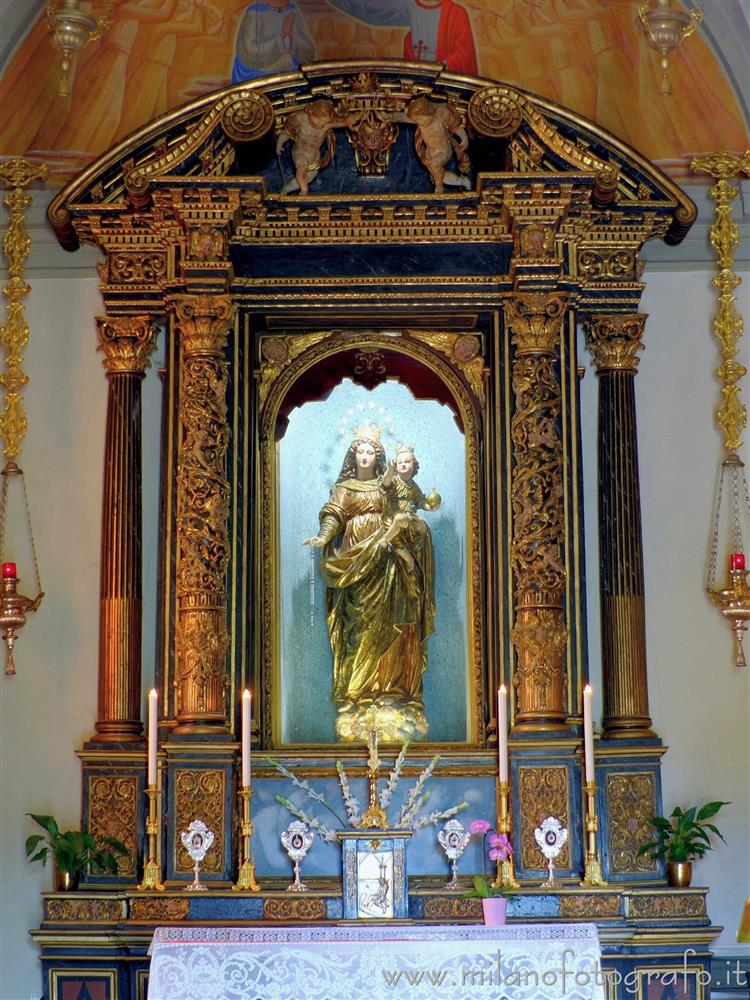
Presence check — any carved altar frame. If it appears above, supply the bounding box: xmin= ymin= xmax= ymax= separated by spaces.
xmin=45 ymin=58 xmax=696 ymax=886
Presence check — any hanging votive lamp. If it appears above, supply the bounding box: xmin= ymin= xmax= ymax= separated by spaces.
xmin=0 ymin=463 xmax=44 ymax=675
xmin=692 ymin=151 xmax=750 ymax=668
xmin=0 ymin=159 xmax=47 ymax=676
xmin=706 ymin=454 xmax=750 ymax=668
xmin=637 ymin=0 xmax=703 ymax=97
xmin=46 ymin=0 xmax=109 ymax=99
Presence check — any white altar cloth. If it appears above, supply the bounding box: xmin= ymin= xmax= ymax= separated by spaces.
xmin=147 ymin=922 xmax=606 ymax=1000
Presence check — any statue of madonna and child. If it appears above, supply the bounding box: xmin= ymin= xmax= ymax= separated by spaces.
xmin=304 ymin=421 xmax=441 ymax=742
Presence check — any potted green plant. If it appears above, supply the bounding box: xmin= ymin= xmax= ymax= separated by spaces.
xmin=462 ymin=820 xmax=514 ymax=924
xmin=638 ymin=800 xmax=729 ymax=887
xmin=25 ymin=814 xmax=129 ymax=890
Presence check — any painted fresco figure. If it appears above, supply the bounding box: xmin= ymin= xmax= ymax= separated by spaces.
xmin=327 ymin=0 xmax=477 ymax=74
xmin=303 ymin=424 xmax=436 ymax=742
xmin=394 ymin=96 xmax=471 ymax=193
xmin=232 ymin=0 xmax=316 ymax=83
xmin=275 ymin=99 xmax=355 ymax=193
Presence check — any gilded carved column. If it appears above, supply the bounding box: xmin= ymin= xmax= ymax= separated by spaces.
xmin=171 ymin=294 xmax=235 ymax=733
xmin=584 ymin=314 xmax=655 ymax=738
xmin=95 ymin=315 xmax=158 ymax=741
xmin=505 ymin=292 xmax=569 ymax=730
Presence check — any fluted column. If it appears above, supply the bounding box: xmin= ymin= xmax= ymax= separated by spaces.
xmin=170 ymin=294 xmax=235 ymax=733
xmin=94 ymin=315 xmax=158 ymax=741
xmin=584 ymin=314 xmax=655 ymax=738
xmin=505 ymin=292 xmax=569 ymax=731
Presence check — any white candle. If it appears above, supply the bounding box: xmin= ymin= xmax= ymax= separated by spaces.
xmin=497 ymin=684 xmax=509 ymax=783
xmin=147 ymin=689 xmax=158 ymax=787
xmin=241 ymin=689 xmax=252 ymax=788
xmin=583 ymin=684 xmax=595 ymax=784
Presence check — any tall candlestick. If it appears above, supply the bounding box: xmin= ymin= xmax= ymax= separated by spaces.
xmin=583 ymin=684 xmax=594 ymax=783
xmin=241 ymin=689 xmax=252 ymax=788
xmin=497 ymin=684 xmax=509 ymax=782
xmin=147 ymin=689 xmax=158 ymax=786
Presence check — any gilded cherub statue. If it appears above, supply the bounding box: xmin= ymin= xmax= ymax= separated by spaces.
xmin=276 ymin=99 xmax=355 ymax=195
xmin=393 ymin=96 xmax=471 ymax=193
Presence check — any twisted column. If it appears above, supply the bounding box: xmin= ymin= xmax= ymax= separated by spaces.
xmin=94 ymin=315 xmax=158 ymax=741
xmin=505 ymin=292 xmax=569 ymax=731
xmin=584 ymin=314 xmax=654 ymax=738
xmin=171 ymin=294 xmax=235 ymax=733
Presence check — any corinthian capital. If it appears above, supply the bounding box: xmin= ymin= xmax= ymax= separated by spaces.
xmin=169 ymin=294 xmax=235 ymax=356
xmin=584 ymin=314 xmax=647 ymax=373
xmin=97 ymin=315 xmax=159 ymax=375
xmin=504 ymin=293 xmax=568 ymax=356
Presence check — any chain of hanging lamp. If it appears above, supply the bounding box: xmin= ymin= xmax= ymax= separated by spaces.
xmin=693 ymin=150 xmax=750 ymax=667
xmin=0 ymin=158 xmax=46 ymax=675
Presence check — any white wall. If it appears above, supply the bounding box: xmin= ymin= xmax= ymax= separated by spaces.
xmin=0 ymin=250 xmax=748 ymax=999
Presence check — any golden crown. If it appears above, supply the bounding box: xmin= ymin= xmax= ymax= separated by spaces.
xmin=395 ymin=442 xmax=415 ymax=456
xmin=352 ymin=420 xmax=382 ymax=444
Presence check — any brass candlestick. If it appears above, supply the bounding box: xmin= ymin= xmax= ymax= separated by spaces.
xmin=492 ymin=779 xmax=520 ymax=889
xmin=232 ymin=785 xmax=260 ymax=891
xmin=138 ymin=783 xmax=165 ymax=891
xmin=580 ymin=780 xmax=608 ymax=887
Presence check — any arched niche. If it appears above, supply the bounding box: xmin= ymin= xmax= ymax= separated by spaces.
xmin=256 ymin=331 xmax=485 ymax=747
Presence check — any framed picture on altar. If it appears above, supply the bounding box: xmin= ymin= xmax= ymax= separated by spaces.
xmin=339 ymin=830 xmax=411 ymax=920
xmin=257 ymin=336 xmax=485 ymax=748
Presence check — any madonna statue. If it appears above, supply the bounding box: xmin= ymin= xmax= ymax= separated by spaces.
xmin=304 ymin=422 xmax=438 ymax=742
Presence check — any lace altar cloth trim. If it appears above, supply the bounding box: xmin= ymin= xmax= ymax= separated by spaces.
xmin=147 ymin=923 xmax=605 ymax=1000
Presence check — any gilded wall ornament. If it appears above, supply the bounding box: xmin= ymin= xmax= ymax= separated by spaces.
xmin=627 ymin=893 xmax=706 ymax=919
xmin=559 ymin=894 xmax=620 ymax=918
xmin=605 ymin=772 xmax=658 ymax=875
xmin=423 ymin=897 xmax=482 ymax=920
xmin=45 ymin=897 xmax=124 ymax=923
xmin=129 ymin=897 xmax=190 ymax=922
xmin=108 ymin=253 xmax=168 ymax=285
xmin=264 ymin=897 xmax=327 ymax=921
xmin=518 ymin=766 xmax=570 ymax=870
xmin=346 ymin=109 xmax=399 ymax=176
xmin=174 ymin=769 xmax=225 ymax=875
xmin=88 ymin=775 xmax=139 ymax=877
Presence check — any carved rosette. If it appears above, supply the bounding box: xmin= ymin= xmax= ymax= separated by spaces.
xmin=171 ymin=295 xmax=235 ymax=731
xmin=584 ymin=314 xmax=654 ymax=738
xmin=505 ymin=293 xmax=568 ymax=729
xmin=468 ymin=86 xmax=523 ymax=138
xmin=94 ymin=315 xmax=158 ymax=741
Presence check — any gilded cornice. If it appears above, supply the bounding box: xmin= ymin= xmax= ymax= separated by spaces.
xmin=96 ymin=315 xmax=159 ymax=375
xmin=584 ymin=314 xmax=647 ymax=373
xmin=47 ymin=62 xmax=696 ymax=254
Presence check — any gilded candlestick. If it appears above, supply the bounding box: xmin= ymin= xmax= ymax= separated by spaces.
xmin=580 ymin=780 xmax=608 ymax=887
xmin=138 ymin=783 xmax=165 ymax=891
xmin=233 ymin=785 xmax=260 ymax=892
xmin=492 ymin=779 xmax=520 ymax=889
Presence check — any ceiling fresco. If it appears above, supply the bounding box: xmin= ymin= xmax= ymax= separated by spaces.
xmin=0 ymin=0 xmax=748 ymax=186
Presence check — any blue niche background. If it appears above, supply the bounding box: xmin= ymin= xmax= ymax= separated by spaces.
xmin=279 ymin=378 xmax=468 ymax=744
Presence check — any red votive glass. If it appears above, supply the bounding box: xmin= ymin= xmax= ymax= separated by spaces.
xmin=730 ymin=552 xmax=746 ymax=571
xmin=1 ymin=562 xmax=17 ymax=578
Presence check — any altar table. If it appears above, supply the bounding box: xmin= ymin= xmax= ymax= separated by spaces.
xmin=147 ymin=922 xmax=606 ymax=1000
